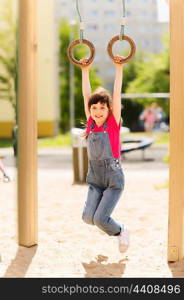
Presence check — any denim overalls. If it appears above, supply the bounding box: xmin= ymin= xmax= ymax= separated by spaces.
xmin=82 ymin=120 xmax=125 ymax=236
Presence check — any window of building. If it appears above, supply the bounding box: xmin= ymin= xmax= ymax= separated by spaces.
xmin=104 ymin=24 xmax=116 ymax=31
xmin=126 ymin=11 xmax=131 ymax=17
xmin=89 ymin=10 xmax=98 ymax=17
xmin=104 ymin=10 xmax=115 ymax=16
xmin=87 ymin=24 xmax=98 ymax=30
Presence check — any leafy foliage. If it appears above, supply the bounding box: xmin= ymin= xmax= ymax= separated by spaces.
xmin=125 ymin=33 xmax=170 ymax=115
xmin=0 ymin=1 xmax=17 ymax=122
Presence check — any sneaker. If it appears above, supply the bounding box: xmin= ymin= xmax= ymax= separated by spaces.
xmin=117 ymin=226 xmax=129 ymax=253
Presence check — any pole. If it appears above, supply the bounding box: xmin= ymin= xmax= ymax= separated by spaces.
xmin=168 ymin=0 xmax=184 ymax=261
xmin=17 ymin=0 xmax=38 ymax=247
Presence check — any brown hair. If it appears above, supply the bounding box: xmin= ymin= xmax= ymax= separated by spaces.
xmin=88 ymin=87 xmax=112 ymax=111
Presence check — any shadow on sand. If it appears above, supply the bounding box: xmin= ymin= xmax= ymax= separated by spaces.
xmin=3 ymin=245 xmax=37 ymax=278
xmin=82 ymin=254 xmax=127 ymax=278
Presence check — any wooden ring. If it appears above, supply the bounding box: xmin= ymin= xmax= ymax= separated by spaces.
xmin=107 ymin=35 xmax=136 ymax=64
xmin=67 ymin=39 xmax=95 ymax=67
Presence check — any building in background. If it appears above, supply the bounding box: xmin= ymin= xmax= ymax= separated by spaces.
xmin=37 ymin=0 xmax=60 ymax=137
xmin=56 ymin=0 xmax=169 ymax=89
xmin=0 ymin=0 xmax=60 ymax=137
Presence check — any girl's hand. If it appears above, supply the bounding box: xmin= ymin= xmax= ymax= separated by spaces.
xmin=79 ymin=58 xmax=93 ymax=70
xmin=113 ymin=55 xmax=124 ymax=68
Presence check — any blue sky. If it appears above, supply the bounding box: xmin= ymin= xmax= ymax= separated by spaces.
xmin=157 ymin=0 xmax=169 ymax=22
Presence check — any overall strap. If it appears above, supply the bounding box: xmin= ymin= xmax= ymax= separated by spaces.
xmin=90 ymin=120 xmax=108 ymax=131
xmin=90 ymin=120 xmax=95 ymax=130
xmin=103 ymin=122 xmax=108 ymax=129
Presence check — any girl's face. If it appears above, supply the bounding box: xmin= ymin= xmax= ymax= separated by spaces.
xmin=90 ymin=102 xmax=109 ymax=126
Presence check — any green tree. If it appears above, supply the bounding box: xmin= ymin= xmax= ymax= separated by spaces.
xmin=122 ymin=51 xmax=145 ymax=92
xmin=125 ymin=32 xmax=170 ymax=115
xmin=58 ymin=19 xmax=102 ymax=132
xmin=0 ymin=1 xmax=17 ymax=123
xmin=120 ymin=51 xmax=145 ymax=130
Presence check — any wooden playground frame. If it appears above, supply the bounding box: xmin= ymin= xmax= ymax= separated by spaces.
xmin=17 ymin=0 xmax=184 ymax=262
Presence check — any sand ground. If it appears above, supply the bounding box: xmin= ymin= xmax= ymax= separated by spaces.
xmin=0 ymin=143 xmax=183 ymax=278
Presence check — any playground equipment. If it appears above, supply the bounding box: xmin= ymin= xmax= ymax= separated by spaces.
xmin=17 ymin=0 xmax=184 ymax=262
xmin=67 ymin=0 xmax=136 ymax=66
xmin=18 ymin=0 xmax=38 ymax=247
xmin=107 ymin=0 xmax=136 ymax=64
xmin=168 ymin=0 xmax=184 ymax=262
xmin=67 ymin=0 xmax=95 ymax=67
xmin=71 ymin=128 xmax=88 ymax=183
xmin=121 ymin=137 xmax=154 ymax=160
xmin=107 ymin=35 xmax=136 ymax=64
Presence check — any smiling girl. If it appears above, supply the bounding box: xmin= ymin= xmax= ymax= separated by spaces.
xmin=80 ymin=57 xmax=129 ymax=253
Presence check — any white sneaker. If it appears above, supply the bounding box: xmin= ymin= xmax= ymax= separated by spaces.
xmin=117 ymin=226 xmax=130 ymax=253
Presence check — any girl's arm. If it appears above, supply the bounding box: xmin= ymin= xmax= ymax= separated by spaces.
xmin=80 ymin=59 xmax=92 ymax=120
xmin=112 ymin=56 xmax=124 ymax=125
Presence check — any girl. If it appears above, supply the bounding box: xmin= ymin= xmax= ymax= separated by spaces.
xmin=80 ymin=56 xmax=129 ymax=253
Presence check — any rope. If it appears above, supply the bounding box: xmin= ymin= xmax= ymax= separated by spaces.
xmin=76 ymin=0 xmax=84 ymax=43
xmin=76 ymin=0 xmax=82 ymax=22
xmin=120 ymin=0 xmax=126 ymax=40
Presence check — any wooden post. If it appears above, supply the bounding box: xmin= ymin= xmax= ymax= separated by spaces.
xmin=17 ymin=0 xmax=38 ymax=246
xmin=168 ymin=0 xmax=184 ymax=261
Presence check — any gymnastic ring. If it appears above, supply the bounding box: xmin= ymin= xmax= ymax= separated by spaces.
xmin=107 ymin=35 xmax=136 ymax=64
xmin=67 ymin=39 xmax=95 ymax=67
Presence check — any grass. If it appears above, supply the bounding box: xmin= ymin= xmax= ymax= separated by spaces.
xmin=155 ymin=181 xmax=169 ymax=190
xmin=0 ymin=138 xmax=12 ymax=148
xmin=153 ymin=132 xmax=169 ymax=144
xmin=38 ymin=131 xmax=169 ymax=147
xmin=38 ymin=133 xmax=71 ymax=147
xmin=123 ymin=131 xmax=169 ymax=144
xmin=0 ymin=131 xmax=169 ymax=148
xmin=163 ymin=154 xmax=169 ymax=163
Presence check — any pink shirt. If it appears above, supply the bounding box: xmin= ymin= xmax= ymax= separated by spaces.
xmin=86 ymin=113 xmax=121 ymax=158
xmin=144 ymin=111 xmax=155 ymax=125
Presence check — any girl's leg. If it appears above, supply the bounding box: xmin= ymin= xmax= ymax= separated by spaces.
xmin=93 ymin=187 xmax=123 ymax=236
xmin=82 ymin=184 xmax=103 ymax=225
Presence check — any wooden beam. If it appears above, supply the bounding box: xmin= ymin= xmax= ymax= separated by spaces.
xmin=168 ymin=0 xmax=184 ymax=261
xmin=17 ymin=0 xmax=38 ymax=247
